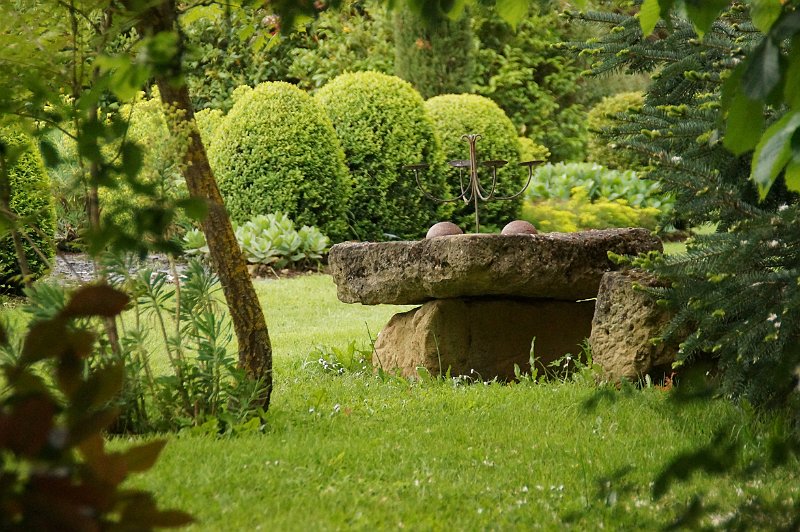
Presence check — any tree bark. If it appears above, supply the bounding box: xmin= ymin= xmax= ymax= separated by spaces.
xmin=134 ymin=1 xmax=273 ymax=406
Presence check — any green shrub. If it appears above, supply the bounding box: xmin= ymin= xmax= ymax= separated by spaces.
xmin=393 ymin=7 xmax=474 ymax=99
xmin=194 ymin=108 xmax=225 ymax=145
xmin=586 ymin=91 xmax=646 ymax=170
xmin=315 ymin=71 xmax=449 ymax=241
xmin=521 ymin=187 xmax=661 ymax=232
xmin=424 ymin=93 xmax=523 ymax=231
xmin=101 ymin=91 xmax=191 ymax=237
xmin=518 ymin=137 xmax=550 ymax=163
xmin=0 ymin=128 xmax=56 ymax=291
xmin=209 ymin=82 xmax=350 ymax=241
xmin=526 ymin=162 xmax=672 ymax=211
xmin=472 ymin=4 xmax=589 ymax=162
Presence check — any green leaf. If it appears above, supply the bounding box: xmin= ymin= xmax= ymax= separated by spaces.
xmin=495 ymin=0 xmax=527 ymax=28
xmin=784 ymin=157 xmax=800 ymax=193
xmin=38 ymin=138 xmax=60 ymax=167
xmin=683 ymin=0 xmax=729 ymax=37
xmin=751 ymin=111 xmax=800 ymax=199
xmin=723 ymin=91 xmax=764 ymax=155
xmin=639 ymin=0 xmax=662 ymax=36
xmin=120 ymin=141 xmax=144 ymax=180
xmin=784 ymin=36 xmax=800 ymax=109
xmin=176 ymin=197 xmax=209 ymax=221
xmin=72 ymin=363 xmax=125 ymax=412
xmin=743 ymin=38 xmax=782 ymax=101
xmin=750 ymin=0 xmax=783 ymax=33
xmin=61 ymin=284 xmax=130 ymax=318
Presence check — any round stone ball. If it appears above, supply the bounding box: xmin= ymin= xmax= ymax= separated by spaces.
xmin=426 ymin=221 xmax=463 ymax=238
xmin=501 ymin=220 xmax=538 ymax=235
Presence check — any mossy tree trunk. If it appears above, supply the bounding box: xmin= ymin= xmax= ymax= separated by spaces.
xmin=134 ymin=1 xmax=273 ymax=405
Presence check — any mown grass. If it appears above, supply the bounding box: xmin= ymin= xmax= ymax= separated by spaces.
xmin=113 ymin=274 xmax=799 ymax=530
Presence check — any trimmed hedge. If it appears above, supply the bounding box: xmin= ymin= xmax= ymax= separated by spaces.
xmin=424 ymin=94 xmax=523 ymax=231
xmin=586 ymin=91 xmax=646 ymax=170
xmin=209 ymin=82 xmax=350 ymax=241
xmin=315 ymin=71 xmax=449 ymax=241
xmin=0 ymin=128 xmax=56 ymax=291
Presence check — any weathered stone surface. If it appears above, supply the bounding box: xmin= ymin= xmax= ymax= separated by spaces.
xmin=374 ymin=298 xmax=595 ymax=380
xmin=329 ymin=228 xmax=662 ymax=305
xmin=590 ymin=270 xmax=675 ymax=381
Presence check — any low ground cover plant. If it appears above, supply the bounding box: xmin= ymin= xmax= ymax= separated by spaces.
xmin=184 ymin=212 xmax=329 ymax=272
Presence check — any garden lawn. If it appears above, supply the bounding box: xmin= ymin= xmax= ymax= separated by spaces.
xmin=120 ymin=274 xmax=799 ymax=530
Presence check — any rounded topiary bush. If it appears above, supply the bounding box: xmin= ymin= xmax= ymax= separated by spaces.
xmin=424 ymin=94 xmax=523 ymax=231
xmin=587 ymin=91 xmax=646 ymax=170
xmin=209 ymin=82 xmax=350 ymax=241
xmin=315 ymin=71 xmax=449 ymax=241
xmin=0 ymin=128 xmax=56 ymax=291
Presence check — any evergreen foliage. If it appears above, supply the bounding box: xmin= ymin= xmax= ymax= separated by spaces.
xmin=566 ymin=5 xmax=800 ymax=409
xmin=393 ymin=7 xmax=474 ymax=99
xmin=209 ymin=82 xmax=350 ymax=241
xmin=424 ymin=94 xmax=523 ymax=231
xmin=0 ymin=128 xmax=55 ymax=291
xmin=586 ymin=91 xmax=646 ymax=170
xmin=315 ymin=71 xmax=448 ymax=241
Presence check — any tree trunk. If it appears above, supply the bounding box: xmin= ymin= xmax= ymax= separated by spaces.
xmin=135 ymin=1 xmax=273 ymax=406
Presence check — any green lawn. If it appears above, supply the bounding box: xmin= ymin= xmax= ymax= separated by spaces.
xmin=113 ymin=274 xmax=798 ymax=530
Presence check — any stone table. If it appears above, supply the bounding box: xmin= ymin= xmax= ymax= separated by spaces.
xmin=329 ymin=228 xmax=662 ymax=380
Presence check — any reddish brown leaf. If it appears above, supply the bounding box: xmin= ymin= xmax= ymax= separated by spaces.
xmin=21 ymin=319 xmax=69 ymax=363
xmin=121 ymin=439 xmax=167 ymax=473
xmin=7 ymin=396 xmax=56 ymax=457
xmin=61 ymin=284 xmax=130 ymax=319
xmin=67 ymin=407 xmax=121 ymax=449
xmin=73 ymin=363 xmax=124 ymax=412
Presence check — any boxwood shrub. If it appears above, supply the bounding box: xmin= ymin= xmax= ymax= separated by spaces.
xmin=315 ymin=71 xmax=449 ymax=241
xmin=0 ymin=128 xmax=56 ymax=291
xmin=209 ymin=82 xmax=350 ymax=241
xmin=586 ymin=91 xmax=646 ymax=170
xmin=424 ymin=94 xmax=523 ymax=231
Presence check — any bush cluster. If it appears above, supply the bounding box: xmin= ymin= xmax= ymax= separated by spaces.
xmin=316 ymin=71 xmax=449 ymax=241
xmin=522 ymin=162 xmax=670 ymax=232
xmin=208 ymin=81 xmax=350 ymax=241
xmin=0 ymin=128 xmax=56 ymax=291
xmin=424 ymin=94 xmax=524 ymax=231
xmin=586 ymin=91 xmax=646 ymax=170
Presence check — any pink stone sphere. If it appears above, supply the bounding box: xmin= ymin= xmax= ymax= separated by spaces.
xmin=426 ymin=221 xmax=464 ymax=238
xmin=501 ymin=220 xmax=538 ymax=235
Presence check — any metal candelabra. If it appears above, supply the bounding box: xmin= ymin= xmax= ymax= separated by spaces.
xmin=404 ymin=133 xmax=542 ymax=233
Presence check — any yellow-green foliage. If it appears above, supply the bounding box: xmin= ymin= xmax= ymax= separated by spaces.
xmin=316 ymin=72 xmax=449 ymax=241
xmin=424 ymin=94 xmax=523 ymax=231
xmin=194 ymin=108 xmax=224 ymax=145
xmin=518 ymin=137 xmax=550 ymax=163
xmin=522 ymin=187 xmax=660 ymax=232
xmin=0 ymin=128 xmax=56 ymax=291
xmin=586 ymin=91 xmax=645 ymax=170
xmin=210 ymin=82 xmax=350 ymax=241
xmin=102 ymin=91 xmax=190 ymax=235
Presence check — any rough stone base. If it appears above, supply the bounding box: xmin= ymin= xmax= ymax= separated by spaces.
xmin=590 ymin=270 xmax=676 ymax=381
xmin=374 ymin=298 xmax=595 ymax=380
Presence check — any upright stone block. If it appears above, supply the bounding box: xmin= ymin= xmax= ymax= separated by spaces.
xmin=590 ymin=270 xmax=676 ymax=381
xmin=374 ymin=298 xmax=595 ymax=379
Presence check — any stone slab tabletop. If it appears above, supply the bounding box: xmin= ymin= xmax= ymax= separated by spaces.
xmin=328 ymin=228 xmax=662 ymax=305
